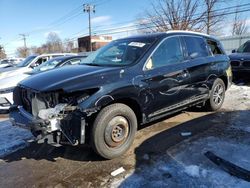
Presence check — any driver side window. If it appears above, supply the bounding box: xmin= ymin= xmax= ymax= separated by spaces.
xmin=30 ymin=57 xmax=48 ymax=68
xmin=145 ymin=37 xmax=184 ymax=70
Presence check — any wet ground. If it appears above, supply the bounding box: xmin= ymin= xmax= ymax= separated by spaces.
xmin=1 ymin=81 xmax=250 ymax=187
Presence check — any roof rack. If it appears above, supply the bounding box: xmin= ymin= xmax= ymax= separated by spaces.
xmin=166 ymin=30 xmax=210 ymax=37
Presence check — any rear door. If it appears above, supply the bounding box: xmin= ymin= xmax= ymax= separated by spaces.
xmin=143 ymin=36 xmax=192 ymax=118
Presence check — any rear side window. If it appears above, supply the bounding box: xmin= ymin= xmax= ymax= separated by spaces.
xmin=237 ymin=41 xmax=250 ymax=53
xmin=183 ymin=36 xmax=209 ymax=59
xmin=207 ymin=39 xmax=223 ymax=55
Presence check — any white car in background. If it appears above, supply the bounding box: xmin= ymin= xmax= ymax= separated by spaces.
xmin=0 ymin=55 xmax=86 ymax=110
xmin=0 ymin=58 xmax=24 ymax=68
xmin=0 ymin=53 xmax=76 ymax=80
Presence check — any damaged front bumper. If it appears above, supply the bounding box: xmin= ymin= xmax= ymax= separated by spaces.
xmin=9 ymin=105 xmax=87 ymax=145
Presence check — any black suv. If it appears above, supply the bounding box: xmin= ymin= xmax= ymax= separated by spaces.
xmin=229 ymin=40 xmax=250 ymax=76
xmin=10 ymin=31 xmax=232 ymax=159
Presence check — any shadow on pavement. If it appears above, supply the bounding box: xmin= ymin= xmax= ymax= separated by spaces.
xmin=3 ymin=110 xmax=223 ymax=162
xmin=1 ymin=107 xmax=206 ymax=163
xmin=2 ymin=142 xmax=104 ymax=162
xmin=1 ymin=110 xmax=236 ymax=167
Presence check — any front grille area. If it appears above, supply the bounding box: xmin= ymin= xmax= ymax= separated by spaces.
xmin=20 ymin=87 xmax=34 ymax=113
xmin=242 ymin=61 xmax=250 ymax=68
xmin=14 ymin=86 xmax=59 ymax=117
xmin=231 ymin=61 xmax=240 ymax=67
xmin=231 ymin=60 xmax=250 ymax=68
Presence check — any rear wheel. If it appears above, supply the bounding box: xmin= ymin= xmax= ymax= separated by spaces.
xmin=206 ymin=78 xmax=226 ymax=111
xmin=91 ymin=103 xmax=137 ymax=159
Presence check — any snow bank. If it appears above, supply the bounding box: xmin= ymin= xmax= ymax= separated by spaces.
xmin=223 ymin=85 xmax=250 ymax=111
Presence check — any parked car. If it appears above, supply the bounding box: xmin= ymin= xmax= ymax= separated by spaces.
xmin=10 ymin=31 xmax=232 ymax=159
xmin=0 ymin=59 xmax=12 ymax=68
xmin=0 ymin=53 xmax=76 ymax=80
xmin=229 ymin=40 xmax=250 ymax=77
xmin=0 ymin=55 xmax=86 ymax=111
xmin=0 ymin=58 xmax=24 ymax=68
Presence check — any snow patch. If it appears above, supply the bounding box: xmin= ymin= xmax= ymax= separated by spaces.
xmin=184 ymin=165 xmax=203 ymax=177
xmin=223 ymin=85 xmax=250 ymax=111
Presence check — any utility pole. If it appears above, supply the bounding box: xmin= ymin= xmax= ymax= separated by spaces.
xmin=83 ymin=4 xmax=95 ymax=52
xmin=19 ymin=34 xmax=28 ymax=57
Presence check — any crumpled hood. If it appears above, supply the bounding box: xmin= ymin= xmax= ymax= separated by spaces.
xmin=229 ymin=53 xmax=250 ymax=60
xmin=19 ymin=65 xmax=121 ymax=92
xmin=0 ymin=73 xmax=30 ymax=89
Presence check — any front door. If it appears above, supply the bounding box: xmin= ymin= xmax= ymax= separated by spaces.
xmin=143 ymin=36 xmax=192 ymax=119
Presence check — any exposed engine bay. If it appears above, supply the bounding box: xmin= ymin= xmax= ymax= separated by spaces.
xmin=12 ymin=86 xmax=91 ymax=146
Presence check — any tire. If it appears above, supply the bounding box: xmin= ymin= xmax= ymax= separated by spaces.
xmin=91 ymin=103 xmax=137 ymax=159
xmin=205 ymin=78 xmax=226 ymax=111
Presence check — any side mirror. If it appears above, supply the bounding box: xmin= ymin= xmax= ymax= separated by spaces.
xmin=232 ymin=49 xmax=236 ymax=53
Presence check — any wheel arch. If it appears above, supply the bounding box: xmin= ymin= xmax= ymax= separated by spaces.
xmin=218 ymin=74 xmax=228 ymax=90
xmin=207 ymin=74 xmax=228 ymax=90
xmin=105 ymin=97 xmax=143 ymax=125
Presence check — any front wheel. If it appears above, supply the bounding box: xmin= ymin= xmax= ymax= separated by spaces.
xmin=91 ymin=103 xmax=137 ymax=159
xmin=205 ymin=78 xmax=226 ymax=111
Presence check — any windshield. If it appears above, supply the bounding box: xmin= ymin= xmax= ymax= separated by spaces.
xmin=32 ymin=58 xmax=64 ymax=73
xmin=237 ymin=41 xmax=250 ymax=53
xmin=17 ymin=55 xmax=37 ymax=67
xmin=80 ymin=38 xmax=155 ymax=66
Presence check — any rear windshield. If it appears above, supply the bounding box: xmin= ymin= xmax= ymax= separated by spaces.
xmin=32 ymin=58 xmax=65 ymax=73
xmin=237 ymin=41 xmax=250 ymax=53
xmin=17 ymin=55 xmax=37 ymax=67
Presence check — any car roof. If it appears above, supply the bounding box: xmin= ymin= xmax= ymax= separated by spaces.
xmin=117 ymin=30 xmax=217 ymax=41
xmin=120 ymin=32 xmax=167 ymax=41
xmin=29 ymin=53 xmax=77 ymax=58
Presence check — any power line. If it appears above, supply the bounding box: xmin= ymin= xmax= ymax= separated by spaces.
xmin=5 ymin=2 xmax=250 ymax=55
xmin=63 ymin=4 xmax=250 ymax=43
xmin=83 ymin=2 xmax=250 ymax=35
xmin=23 ymin=0 xmax=109 ymax=36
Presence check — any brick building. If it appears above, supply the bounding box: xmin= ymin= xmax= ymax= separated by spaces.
xmin=78 ymin=35 xmax=112 ymax=52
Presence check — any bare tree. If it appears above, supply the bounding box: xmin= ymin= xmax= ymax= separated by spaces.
xmin=202 ymin=0 xmax=225 ymax=35
xmin=46 ymin=32 xmax=64 ymax=53
xmin=232 ymin=5 xmax=248 ymax=36
xmin=16 ymin=47 xmax=30 ymax=58
xmin=138 ymin=0 xmax=205 ymax=33
xmin=64 ymin=39 xmax=75 ymax=52
xmin=0 ymin=46 xmax=6 ymax=59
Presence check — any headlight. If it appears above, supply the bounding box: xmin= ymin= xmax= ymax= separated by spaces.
xmin=0 ymin=87 xmax=15 ymax=94
xmin=226 ymin=66 xmax=232 ymax=77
